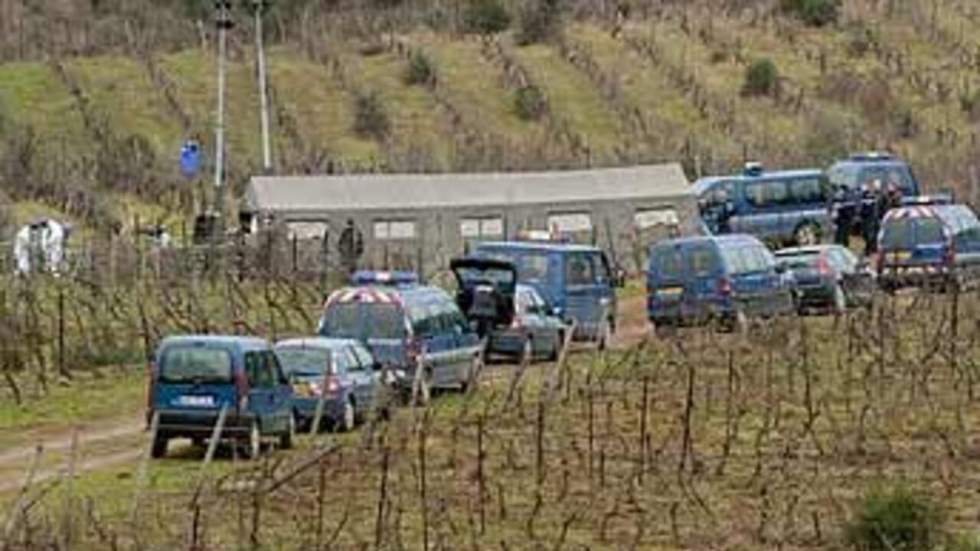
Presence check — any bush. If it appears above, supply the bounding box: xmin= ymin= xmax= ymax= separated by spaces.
xmin=742 ymin=59 xmax=779 ymax=97
xmin=846 ymin=23 xmax=878 ymax=57
xmin=845 ymin=485 xmax=945 ymax=551
xmin=463 ymin=0 xmax=511 ymax=35
xmin=516 ymin=0 xmax=565 ymax=46
xmin=514 ymin=85 xmax=547 ymax=121
xmin=353 ymin=91 xmax=391 ymax=140
xmin=404 ymin=51 xmax=438 ymax=87
xmin=781 ymin=0 xmax=840 ymax=27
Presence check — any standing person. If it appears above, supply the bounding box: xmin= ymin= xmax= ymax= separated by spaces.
xmin=338 ymin=219 xmax=364 ymax=275
xmin=831 ymin=185 xmax=855 ymax=247
xmin=714 ymin=188 xmax=735 ymax=235
xmin=861 ymin=180 xmax=883 ymax=255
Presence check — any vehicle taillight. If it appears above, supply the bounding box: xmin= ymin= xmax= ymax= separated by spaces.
xmin=511 ymin=316 xmax=524 ymax=329
xmin=325 ymin=376 xmax=341 ymax=395
xmin=816 ymin=255 xmax=833 ymax=276
xmin=718 ymin=277 xmax=733 ymax=296
xmin=406 ymin=337 xmax=424 ymax=364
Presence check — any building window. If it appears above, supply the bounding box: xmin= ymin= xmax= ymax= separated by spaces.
xmin=285 ymin=221 xmax=329 ymax=240
xmin=634 ymin=208 xmax=679 ymax=229
xmin=547 ymin=212 xmax=592 ymax=233
xmin=460 ymin=217 xmax=504 ymax=238
xmin=374 ymin=220 xmax=416 ymax=240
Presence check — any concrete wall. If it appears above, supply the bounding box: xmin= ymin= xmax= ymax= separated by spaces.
xmin=261 ymin=196 xmax=699 ymax=277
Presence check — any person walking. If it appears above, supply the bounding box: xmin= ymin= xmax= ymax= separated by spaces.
xmin=861 ymin=180 xmax=883 ymax=255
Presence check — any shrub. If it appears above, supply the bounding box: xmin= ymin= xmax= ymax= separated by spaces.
xmin=463 ymin=0 xmax=511 ymax=35
xmin=960 ymin=88 xmax=980 ymax=121
xmin=514 ymin=85 xmax=547 ymax=121
xmin=353 ymin=91 xmax=391 ymax=140
xmin=742 ymin=58 xmax=779 ymax=97
xmin=781 ymin=0 xmax=840 ymax=27
xmin=516 ymin=0 xmax=565 ymax=46
xmin=846 ymin=23 xmax=878 ymax=57
xmin=845 ymin=485 xmax=945 ymax=551
xmin=404 ymin=51 xmax=438 ymax=87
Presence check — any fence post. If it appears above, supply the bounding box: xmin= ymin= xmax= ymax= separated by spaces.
xmin=57 ymin=286 xmax=66 ymax=379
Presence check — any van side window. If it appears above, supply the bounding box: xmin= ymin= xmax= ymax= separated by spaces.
xmin=246 ymin=351 xmax=277 ymax=389
xmin=688 ymin=246 xmax=720 ymax=276
xmin=789 ymin=178 xmax=827 ymax=204
xmin=745 ymin=180 xmax=788 ymax=208
xmin=591 ymin=252 xmax=610 ymax=284
xmin=566 ymin=253 xmax=596 ymax=285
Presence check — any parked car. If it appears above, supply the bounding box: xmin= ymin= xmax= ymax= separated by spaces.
xmin=147 ymin=335 xmax=294 ymax=459
xmin=317 ymin=271 xmax=481 ymax=398
xmin=470 ymin=241 xmax=621 ymax=349
xmin=694 ymin=163 xmax=832 ymax=246
xmin=774 ymin=245 xmax=875 ymax=314
xmin=827 ymin=151 xmax=922 ymax=200
xmin=876 ymin=203 xmax=980 ymax=292
xmin=646 ymin=234 xmax=795 ymax=331
xmin=275 ymin=337 xmax=385 ymax=432
xmin=449 ymin=255 xmax=566 ymax=361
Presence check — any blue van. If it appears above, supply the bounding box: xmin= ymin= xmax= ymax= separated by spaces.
xmin=317 ymin=271 xmax=481 ymax=398
xmin=470 ymin=241 xmax=622 ymax=349
xmin=646 ymin=235 xmax=794 ymax=330
xmin=148 ymin=336 xmax=295 ymax=459
xmin=877 ymin=203 xmax=980 ymax=291
xmin=694 ymin=164 xmax=832 ymax=246
xmin=827 ymin=152 xmax=921 ymax=199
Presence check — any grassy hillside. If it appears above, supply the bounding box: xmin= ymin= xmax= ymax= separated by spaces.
xmin=1 ymin=1 xmax=980 ymax=235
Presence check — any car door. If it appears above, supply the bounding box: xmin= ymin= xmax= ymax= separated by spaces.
xmin=563 ymin=251 xmax=606 ymax=338
xmin=740 ymin=180 xmax=787 ymax=242
xmin=265 ymin=350 xmax=292 ymax=431
xmin=526 ymin=288 xmax=559 ymax=355
xmin=245 ymin=351 xmax=275 ymax=433
xmin=343 ymin=345 xmax=371 ymax=413
xmin=349 ymin=343 xmax=380 ymax=410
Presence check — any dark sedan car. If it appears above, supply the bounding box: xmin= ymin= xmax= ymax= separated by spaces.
xmin=775 ymin=245 xmax=875 ymax=314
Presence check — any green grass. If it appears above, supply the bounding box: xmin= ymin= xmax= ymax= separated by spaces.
xmin=0 ymin=62 xmax=89 ymax=156
xmin=0 ymin=368 xmax=144 ymax=450
xmin=507 ymin=40 xmax=625 ymax=162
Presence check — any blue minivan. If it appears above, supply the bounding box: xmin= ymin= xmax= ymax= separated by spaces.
xmin=148 ymin=336 xmax=295 ymax=459
xmin=646 ymin=235 xmax=795 ymax=330
xmin=877 ymin=203 xmax=980 ymax=291
xmin=317 ymin=271 xmax=481 ymax=399
xmin=694 ymin=164 xmax=832 ymax=246
xmin=827 ymin=152 xmax=921 ymax=199
xmin=471 ymin=241 xmax=622 ymax=349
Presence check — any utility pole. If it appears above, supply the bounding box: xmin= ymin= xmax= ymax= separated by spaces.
xmin=253 ymin=0 xmax=273 ymax=173
xmin=211 ymin=1 xmax=232 ymax=260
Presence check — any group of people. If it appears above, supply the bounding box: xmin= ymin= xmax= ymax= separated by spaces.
xmin=831 ymin=179 xmax=904 ymax=254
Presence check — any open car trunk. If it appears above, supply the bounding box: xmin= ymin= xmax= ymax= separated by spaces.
xmin=450 ymin=257 xmax=518 ymax=336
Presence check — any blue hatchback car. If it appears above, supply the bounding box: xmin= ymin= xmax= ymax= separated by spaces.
xmin=148 ymin=335 xmax=294 ymax=459
xmin=694 ymin=164 xmax=832 ymax=246
xmin=646 ymin=234 xmax=794 ymax=330
xmin=470 ymin=241 xmax=622 ymax=349
xmin=275 ymin=337 xmax=384 ymax=432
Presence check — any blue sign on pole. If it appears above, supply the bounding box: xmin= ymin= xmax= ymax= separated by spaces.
xmin=180 ymin=140 xmax=202 ymax=179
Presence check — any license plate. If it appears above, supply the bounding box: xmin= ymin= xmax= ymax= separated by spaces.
xmin=177 ymin=395 xmax=214 ymax=407
xmin=891 ymin=251 xmax=911 ymax=262
xmin=657 ymin=287 xmax=684 ymax=297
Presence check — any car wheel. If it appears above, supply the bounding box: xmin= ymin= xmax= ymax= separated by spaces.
xmin=245 ymin=421 xmax=261 ymax=459
xmin=151 ymin=434 xmax=168 ymax=459
xmin=794 ymin=222 xmax=820 ymax=246
xmin=279 ymin=413 xmax=295 ymax=450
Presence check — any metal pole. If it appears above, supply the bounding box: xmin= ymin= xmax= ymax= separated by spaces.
xmin=254 ymin=0 xmax=272 ymax=172
xmin=211 ymin=1 xmax=232 ymax=263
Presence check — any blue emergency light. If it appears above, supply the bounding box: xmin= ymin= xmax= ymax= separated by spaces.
xmin=742 ymin=162 xmax=764 ymax=177
xmin=849 ymin=151 xmax=895 ymax=162
xmin=350 ymin=271 xmax=419 ymax=286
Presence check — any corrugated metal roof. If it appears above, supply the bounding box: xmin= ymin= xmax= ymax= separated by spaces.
xmin=246 ymin=164 xmax=691 ymax=213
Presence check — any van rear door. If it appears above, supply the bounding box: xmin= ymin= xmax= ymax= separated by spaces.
xmin=154 ymin=343 xmax=238 ymax=413
xmin=450 ymin=257 xmax=517 ymax=332
xmin=563 ymin=251 xmax=613 ymax=338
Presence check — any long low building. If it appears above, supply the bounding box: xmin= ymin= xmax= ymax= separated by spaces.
xmin=243 ymin=163 xmax=698 ymax=275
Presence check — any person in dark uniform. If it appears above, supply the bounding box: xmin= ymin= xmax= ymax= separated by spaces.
xmin=338 ymin=219 xmax=364 ymax=275
xmin=860 ymin=180 xmax=883 ymax=255
xmin=831 ymin=185 xmax=856 ymax=247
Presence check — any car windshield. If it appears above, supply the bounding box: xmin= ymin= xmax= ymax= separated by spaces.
xmin=881 ymin=219 xmax=913 ymax=249
xmin=477 ymin=249 xmax=551 ymax=282
xmin=276 ymin=347 xmax=331 ymax=376
xmin=914 ymin=219 xmax=945 ymax=244
xmin=159 ymin=346 xmax=233 ymax=384
xmin=321 ymin=302 xmax=406 ymax=340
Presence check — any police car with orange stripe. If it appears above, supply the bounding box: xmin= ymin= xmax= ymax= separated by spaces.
xmin=876 ymin=202 xmax=980 ymax=292
xmin=317 ymin=271 xmax=481 ymax=399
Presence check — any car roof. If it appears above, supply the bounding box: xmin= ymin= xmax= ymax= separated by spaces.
xmin=774 ymin=245 xmax=837 ymax=256
xmin=274 ymin=337 xmax=364 ymax=350
xmin=477 ymin=241 xmax=602 ymax=253
xmin=159 ymin=335 xmax=269 ymax=351
xmin=326 ymin=283 xmax=450 ymax=308
xmin=829 ymin=159 xmax=909 ymax=171
xmin=653 ymin=234 xmax=764 ymax=249
xmin=693 ymin=169 xmax=825 ymax=193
